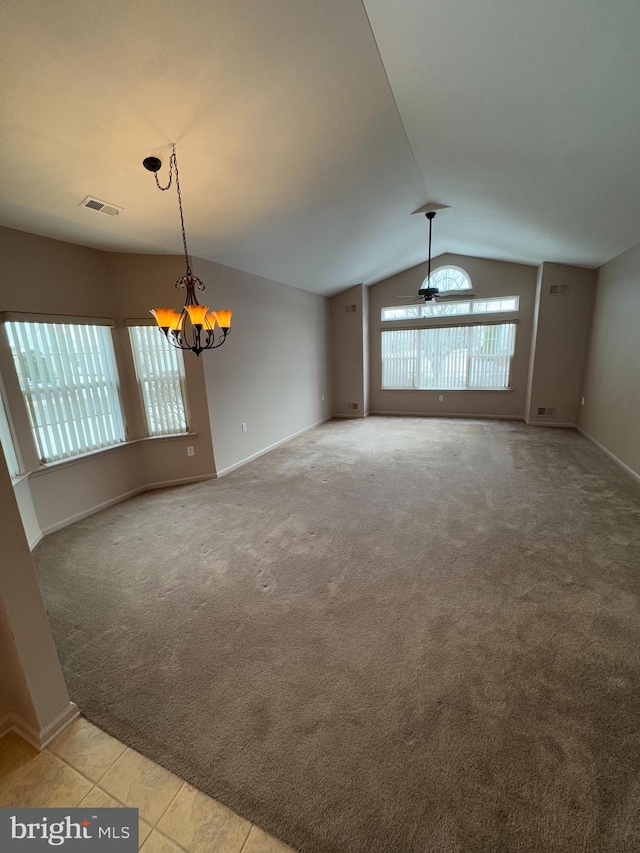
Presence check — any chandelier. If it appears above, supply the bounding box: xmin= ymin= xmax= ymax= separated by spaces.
xmin=143 ymin=145 xmax=232 ymax=356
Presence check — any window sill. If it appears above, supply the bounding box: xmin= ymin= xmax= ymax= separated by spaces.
xmin=26 ymin=432 xmax=198 ymax=479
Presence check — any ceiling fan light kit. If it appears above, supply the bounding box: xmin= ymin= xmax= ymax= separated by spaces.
xmin=143 ymin=145 xmax=233 ymax=356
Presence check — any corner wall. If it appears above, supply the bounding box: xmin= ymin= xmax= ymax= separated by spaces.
xmin=526 ymin=263 xmax=596 ymax=426
xmin=0 ymin=447 xmax=76 ymax=747
xmin=330 ymin=284 xmax=368 ymax=417
xmin=578 ymin=240 xmax=640 ymax=479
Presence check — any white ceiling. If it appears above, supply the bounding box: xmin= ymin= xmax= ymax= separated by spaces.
xmin=1 ymin=0 xmax=639 ymax=295
xmin=363 ymin=0 xmax=640 ymax=273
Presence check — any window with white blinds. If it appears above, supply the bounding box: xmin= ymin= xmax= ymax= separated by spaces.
xmin=381 ymin=296 xmax=519 ymax=321
xmin=5 ymin=321 xmax=126 ymax=463
xmin=128 ymin=326 xmax=188 ymax=436
xmin=0 ymin=393 xmax=20 ymax=477
xmin=382 ymin=323 xmax=517 ymax=390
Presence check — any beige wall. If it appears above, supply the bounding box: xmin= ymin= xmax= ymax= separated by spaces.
xmin=368 ymin=253 xmax=537 ymax=418
xmin=194 ymin=256 xmax=332 ymax=474
xmin=331 ymin=284 xmax=367 ymax=417
xmin=12 ymin=476 xmax=41 ymax=550
xmin=526 ymin=263 xmax=596 ymax=426
xmin=579 ymin=240 xmax=640 ymax=479
xmin=0 ymin=446 xmax=74 ymax=743
xmin=0 ymin=599 xmax=36 ymax=728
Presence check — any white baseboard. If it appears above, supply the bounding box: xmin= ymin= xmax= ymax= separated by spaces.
xmin=37 ymin=702 xmax=80 ymax=749
xmin=331 ymin=413 xmax=364 ymax=419
xmin=577 ymin=427 xmax=640 ymax=485
xmin=524 ymin=419 xmax=577 ymax=428
xmin=39 ymin=486 xmax=147 ymax=537
xmin=369 ymin=411 xmax=523 ymax=421
xmin=216 ymin=416 xmax=332 ymax=477
xmin=144 ymin=473 xmax=217 ymax=491
xmin=0 ymin=713 xmax=14 ymax=741
xmin=0 ymin=702 xmax=79 ymax=751
xmin=28 ymin=531 xmax=44 ymax=551
xmin=36 ymin=475 xmax=216 ymax=544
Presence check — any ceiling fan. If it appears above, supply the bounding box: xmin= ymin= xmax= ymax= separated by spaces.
xmin=395 ymin=207 xmax=475 ymax=303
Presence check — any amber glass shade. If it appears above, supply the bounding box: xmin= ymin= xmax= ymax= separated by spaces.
xmin=185 ymin=304 xmax=210 ymax=327
xmin=214 ymin=309 xmax=233 ymax=329
xmin=204 ymin=312 xmax=218 ymax=330
xmin=151 ymin=308 xmax=182 ymax=330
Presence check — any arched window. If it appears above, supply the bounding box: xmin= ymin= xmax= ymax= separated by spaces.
xmin=423 ymin=266 xmax=472 ymax=292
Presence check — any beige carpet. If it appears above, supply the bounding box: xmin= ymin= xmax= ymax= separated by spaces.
xmin=35 ymin=418 xmax=640 ymax=852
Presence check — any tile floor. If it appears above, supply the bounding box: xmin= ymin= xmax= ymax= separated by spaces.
xmin=0 ymin=718 xmax=295 ymax=852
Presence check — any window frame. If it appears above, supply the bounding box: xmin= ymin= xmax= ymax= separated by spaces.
xmin=379 ymin=269 xmax=520 ymax=392
xmin=420 ymin=265 xmax=473 ymax=293
xmin=3 ymin=315 xmax=127 ymax=464
xmin=381 ymin=321 xmax=518 ymax=391
xmin=381 ymin=295 xmax=520 ymax=322
xmin=127 ymin=321 xmax=190 ymax=438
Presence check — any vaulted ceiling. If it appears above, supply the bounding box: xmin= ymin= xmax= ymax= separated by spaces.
xmin=1 ymin=0 xmax=639 ymax=295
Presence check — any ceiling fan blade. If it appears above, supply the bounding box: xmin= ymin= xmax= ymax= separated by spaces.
xmin=436 ymin=291 xmax=476 ymax=301
xmin=393 ymin=295 xmax=422 ymax=301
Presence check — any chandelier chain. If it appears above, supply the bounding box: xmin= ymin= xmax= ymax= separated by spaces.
xmin=153 ymin=145 xmax=191 ymax=276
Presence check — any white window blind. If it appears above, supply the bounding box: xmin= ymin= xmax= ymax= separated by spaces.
xmin=382 ymin=323 xmax=517 ymax=390
xmin=5 ymin=321 xmax=126 ymax=463
xmin=0 ymin=393 xmax=20 ymax=477
xmin=129 ymin=326 xmax=188 ymax=436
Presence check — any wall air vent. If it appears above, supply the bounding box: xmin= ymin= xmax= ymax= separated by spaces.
xmin=537 ymin=407 xmax=556 ymax=417
xmin=549 ymin=284 xmax=569 ymax=295
xmin=347 ymin=402 xmax=359 ymax=410
xmin=345 ymin=304 xmax=357 ymax=313
xmin=79 ymin=196 xmax=123 ymax=217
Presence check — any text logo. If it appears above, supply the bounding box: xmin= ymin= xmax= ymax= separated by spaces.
xmin=0 ymin=809 xmax=138 ymax=851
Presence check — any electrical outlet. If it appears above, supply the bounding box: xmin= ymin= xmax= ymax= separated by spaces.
xmin=321 ymin=394 xmax=325 ymax=402
xmin=242 ymin=422 xmax=247 ymax=432
xmin=186 ymin=445 xmax=195 ymax=457
xmin=581 ymin=397 xmax=585 ymax=406
xmin=438 ymin=395 xmax=444 ymax=402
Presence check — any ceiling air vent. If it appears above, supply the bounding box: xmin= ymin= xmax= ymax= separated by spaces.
xmin=345 ymin=304 xmax=357 ymax=313
xmin=537 ymin=407 xmax=556 ymax=417
xmin=549 ymin=284 xmax=569 ymax=296
xmin=79 ymin=196 xmax=123 ymax=217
